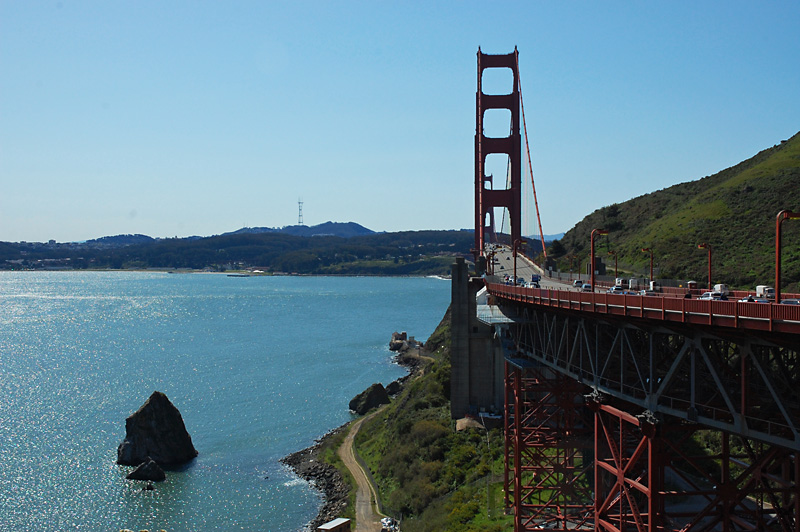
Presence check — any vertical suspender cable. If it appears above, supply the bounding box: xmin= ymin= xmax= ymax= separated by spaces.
xmin=517 ymin=56 xmax=548 ymax=260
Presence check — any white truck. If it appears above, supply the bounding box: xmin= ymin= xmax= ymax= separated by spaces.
xmin=756 ymin=285 xmax=775 ymax=299
xmin=714 ymin=284 xmax=730 ymax=296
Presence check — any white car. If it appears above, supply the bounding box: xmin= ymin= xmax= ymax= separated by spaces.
xmin=699 ymin=291 xmax=727 ymax=301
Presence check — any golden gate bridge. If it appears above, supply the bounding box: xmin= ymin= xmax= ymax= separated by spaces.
xmin=458 ymin=47 xmax=800 ymax=532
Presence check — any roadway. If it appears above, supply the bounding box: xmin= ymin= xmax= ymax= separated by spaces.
xmin=486 ymin=244 xmax=570 ymax=290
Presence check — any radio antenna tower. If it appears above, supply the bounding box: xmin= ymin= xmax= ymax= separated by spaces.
xmin=298 ymin=197 xmax=304 ymax=225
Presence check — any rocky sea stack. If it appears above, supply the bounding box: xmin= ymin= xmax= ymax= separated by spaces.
xmin=117 ymin=391 xmax=198 ymax=469
xmin=349 ymin=383 xmax=390 ymax=415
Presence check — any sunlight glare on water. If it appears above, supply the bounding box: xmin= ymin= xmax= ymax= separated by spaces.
xmin=0 ymin=272 xmax=450 ymax=531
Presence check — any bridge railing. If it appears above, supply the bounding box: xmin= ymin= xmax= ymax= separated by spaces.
xmin=485 ymin=280 xmax=800 ymax=335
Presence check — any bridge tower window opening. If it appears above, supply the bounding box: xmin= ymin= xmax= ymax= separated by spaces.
xmin=481 ymin=64 xmax=514 ymax=96
xmin=482 ymin=108 xmax=513 ymax=139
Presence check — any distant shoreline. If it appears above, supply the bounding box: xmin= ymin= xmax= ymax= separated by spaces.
xmin=0 ymin=268 xmax=452 ymax=279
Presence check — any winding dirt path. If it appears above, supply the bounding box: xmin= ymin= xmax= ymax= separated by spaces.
xmin=337 ymin=411 xmax=384 ymax=532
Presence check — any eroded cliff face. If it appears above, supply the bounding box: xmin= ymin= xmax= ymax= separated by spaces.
xmin=117 ymin=391 xmax=198 ymax=468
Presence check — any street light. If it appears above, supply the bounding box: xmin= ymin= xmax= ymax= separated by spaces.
xmin=513 ymin=239 xmax=524 ymax=286
xmin=641 ymin=248 xmax=654 ymax=286
xmin=607 ymin=250 xmax=618 ymax=279
xmin=697 ymin=243 xmax=712 ymax=291
xmin=567 ymin=254 xmax=574 ymax=281
xmin=591 ymin=229 xmax=609 ymax=291
xmin=776 ymin=210 xmax=800 ymax=304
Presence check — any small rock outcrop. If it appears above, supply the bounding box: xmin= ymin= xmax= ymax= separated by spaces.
xmin=389 ymin=331 xmax=408 ymax=351
xmin=126 ymin=457 xmax=166 ymax=482
xmin=349 ymin=383 xmax=390 ymax=415
xmin=389 ymin=331 xmax=423 ymax=353
xmin=385 ymin=379 xmax=403 ymax=396
xmin=117 ymin=391 xmax=198 ymax=468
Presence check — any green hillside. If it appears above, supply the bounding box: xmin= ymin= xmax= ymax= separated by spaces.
xmin=550 ymin=131 xmax=800 ymax=291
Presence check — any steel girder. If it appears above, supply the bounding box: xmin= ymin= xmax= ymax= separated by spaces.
xmin=589 ymin=397 xmax=799 ymax=531
xmin=508 ymin=306 xmax=800 ymax=450
xmin=500 ymin=304 xmax=800 ymax=531
xmin=505 ymin=359 xmax=594 ymax=531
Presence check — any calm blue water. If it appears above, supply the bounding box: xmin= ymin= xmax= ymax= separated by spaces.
xmin=0 ymin=272 xmax=450 ymax=531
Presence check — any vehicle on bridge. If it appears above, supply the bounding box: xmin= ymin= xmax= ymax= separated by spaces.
xmin=581 ymin=283 xmax=592 ymax=292
xmin=699 ymin=291 xmax=728 ymax=300
xmin=756 ymin=285 xmax=775 ymax=299
xmin=714 ymin=283 xmax=731 ymax=296
xmin=739 ymin=296 xmax=770 ymax=303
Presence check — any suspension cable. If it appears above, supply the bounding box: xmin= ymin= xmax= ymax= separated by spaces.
xmin=517 ymin=56 xmax=548 ymax=260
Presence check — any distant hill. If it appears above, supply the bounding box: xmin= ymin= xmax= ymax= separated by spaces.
xmin=1 ymin=228 xmax=474 ymax=275
xmin=227 ymin=222 xmax=374 ymax=239
xmin=538 ymin=232 xmax=565 ymax=242
xmin=85 ymin=234 xmax=156 ymax=247
xmin=552 ymin=131 xmax=800 ymax=291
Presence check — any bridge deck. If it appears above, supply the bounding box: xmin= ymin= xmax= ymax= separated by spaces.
xmin=486 ymin=279 xmax=800 ymax=336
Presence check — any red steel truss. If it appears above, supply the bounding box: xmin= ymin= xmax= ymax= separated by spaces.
xmin=496 ymin=302 xmax=800 ymax=531
xmin=589 ymin=397 xmax=800 ymax=532
xmin=505 ymin=359 xmax=594 ymax=531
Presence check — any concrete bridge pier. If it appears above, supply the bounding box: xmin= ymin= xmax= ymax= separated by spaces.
xmin=450 ymin=257 xmax=504 ymax=420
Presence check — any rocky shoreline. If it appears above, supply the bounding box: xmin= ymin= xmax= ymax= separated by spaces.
xmin=281 ymin=333 xmax=424 ymax=531
xmin=281 ymin=425 xmax=350 ymax=531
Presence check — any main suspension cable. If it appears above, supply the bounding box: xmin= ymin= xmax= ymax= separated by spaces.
xmin=517 ymin=56 xmax=548 ymax=260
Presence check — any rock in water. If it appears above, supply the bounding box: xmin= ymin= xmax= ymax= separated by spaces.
xmin=349 ymin=383 xmax=390 ymax=415
xmin=117 ymin=391 xmax=198 ymax=467
xmin=126 ymin=457 xmax=166 ymax=482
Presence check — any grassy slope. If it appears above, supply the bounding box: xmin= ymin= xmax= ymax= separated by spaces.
xmin=331 ymin=308 xmax=512 ymax=532
xmin=555 ymin=131 xmax=800 ymax=291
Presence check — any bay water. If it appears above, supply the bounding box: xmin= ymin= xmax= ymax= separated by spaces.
xmin=0 ymin=272 xmax=451 ymax=531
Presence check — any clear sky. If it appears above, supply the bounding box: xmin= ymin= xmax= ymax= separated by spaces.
xmin=2 ymin=1 xmax=798 ymax=243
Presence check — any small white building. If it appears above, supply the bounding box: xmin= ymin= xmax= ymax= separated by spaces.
xmin=317 ymin=517 xmax=351 ymax=532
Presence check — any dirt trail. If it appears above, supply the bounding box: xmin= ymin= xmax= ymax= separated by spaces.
xmin=337 ymin=412 xmax=384 ymax=532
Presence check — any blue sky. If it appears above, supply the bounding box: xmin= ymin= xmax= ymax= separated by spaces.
xmin=2 ymin=1 xmax=798 ymax=242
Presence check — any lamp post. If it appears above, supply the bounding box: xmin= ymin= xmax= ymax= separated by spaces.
xmin=591 ymin=229 xmax=609 ymax=291
xmin=776 ymin=210 xmax=800 ymax=304
xmin=697 ymin=243 xmax=712 ymax=291
xmin=568 ymin=255 xmax=574 ymax=281
xmin=513 ymin=239 xmax=523 ymax=286
xmin=641 ymin=248 xmax=654 ymax=286
xmin=608 ymin=250 xmax=618 ymax=279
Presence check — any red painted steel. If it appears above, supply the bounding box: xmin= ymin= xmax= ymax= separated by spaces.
xmin=517 ymin=55 xmax=547 ymax=261
xmin=777 ymin=210 xmax=800 ymax=304
xmin=504 ymin=361 xmax=594 ymax=531
xmin=587 ymin=398 xmax=800 ymax=532
xmin=474 ymin=48 xmax=521 ymax=258
xmin=486 ymin=281 xmax=800 ymax=335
